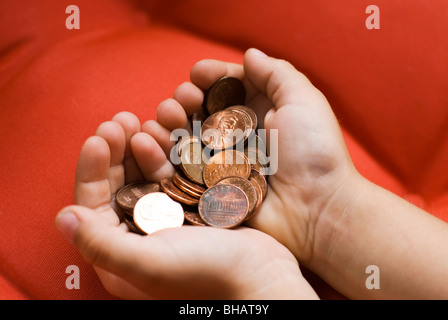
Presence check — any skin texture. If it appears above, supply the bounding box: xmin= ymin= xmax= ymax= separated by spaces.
xmin=56 ymin=48 xmax=448 ymax=300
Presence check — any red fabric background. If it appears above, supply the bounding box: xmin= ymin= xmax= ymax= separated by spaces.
xmin=0 ymin=0 xmax=447 ymax=299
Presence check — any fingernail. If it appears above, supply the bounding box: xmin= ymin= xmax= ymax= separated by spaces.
xmin=249 ymin=48 xmax=268 ymax=57
xmin=55 ymin=210 xmax=79 ymax=242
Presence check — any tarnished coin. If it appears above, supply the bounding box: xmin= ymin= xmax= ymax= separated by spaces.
xmin=201 ymin=109 xmax=247 ymax=150
xmin=179 ymin=140 xmax=206 ymax=185
xmin=124 ymin=214 xmax=145 ymax=235
xmin=160 ymin=178 xmax=199 ymax=206
xmin=216 ymin=176 xmax=258 ymax=217
xmin=116 ymin=182 xmax=161 ymax=213
xmin=249 ymin=169 xmax=268 ymax=199
xmin=184 ymin=209 xmax=207 ymax=226
xmin=203 ymin=150 xmax=251 ymax=187
xmin=204 ymin=77 xmax=246 ymax=115
xmin=133 ymin=192 xmax=184 ymax=235
xmin=173 ymin=171 xmax=206 ymax=199
xmin=110 ymin=192 xmax=127 ymax=220
xmin=198 ymin=184 xmax=249 ymax=228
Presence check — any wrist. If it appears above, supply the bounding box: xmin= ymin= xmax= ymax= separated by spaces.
xmin=306 ymin=168 xmax=366 ymax=270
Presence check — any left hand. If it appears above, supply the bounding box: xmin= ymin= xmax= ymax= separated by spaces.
xmin=55 ymin=112 xmax=318 ymax=299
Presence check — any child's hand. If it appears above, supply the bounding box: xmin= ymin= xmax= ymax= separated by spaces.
xmin=149 ymin=48 xmax=447 ymax=300
xmin=55 ymin=112 xmax=318 ymax=299
xmin=146 ymin=48 xmax=358 ymax=266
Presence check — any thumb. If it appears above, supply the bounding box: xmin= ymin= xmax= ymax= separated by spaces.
xmin=243 ymin=48 xmax=326 ymax=110
xmin=55 ymin=205 xmax=136 ymax=269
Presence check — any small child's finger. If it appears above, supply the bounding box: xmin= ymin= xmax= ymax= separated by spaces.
xmin=95 ymin=121 xmax=126 ymax=194
xmin=74 ymin=136 xmax=111 ymax=208
xmin=156 ymin=98 xmax=188 ymax=130
xmin=111 ymin=112 xmax=144 ymax=183
xmin=172 ymin=82 xmax=204 ymax=116
xmin=190 ymin=59 xmax=244 ymax=91
xmin=130 ymin=132 xmax=175 ymax=182
xmin=141 ymin=120 xmax=174 ymax=158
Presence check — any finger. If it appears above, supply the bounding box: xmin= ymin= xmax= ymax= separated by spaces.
xmin=243 ymin=48 xmax=327 ymax=109
xmin=172 ymin=82 xmax=204 ymax=116
xmin=190 ymin=59 xmax=245 ymax=91
xmin=156 ymin=98 xmax=188 ymax=130
xmin=111 ymin=112 xmax=144 ymax=183
xmin=141 ymin=120 xmax=174 ymax=159
xmin=55 ymin=205 xmax=236 ymax=299
xmin=130 ymin=132 xmax=175 ymax=182
xmin=95 ymin=121 xmax=126 ymax=194
xmin=75 ymin=136 xmax=111 ymax=209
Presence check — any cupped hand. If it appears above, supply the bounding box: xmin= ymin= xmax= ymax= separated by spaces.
xmin=55 ymin=112 xmax=318 ymax=300
xmin=146 ymin=48 xmax=358 ymax=266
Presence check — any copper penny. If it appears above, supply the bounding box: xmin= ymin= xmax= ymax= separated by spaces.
xmin=216 ymin=176 xmax=258 ymax=217
xmin=160 ymin=178 xmax=199 ymax=206
xmin=172 ymin=171 xmax=206 ymax=199
xmin=184 ymin=209 xmax=207 ymax=226
xmin=204 ymin=77 xmax=246 ymax=115
xmin=198 ymin=184 xmax=249 ymax=228
xmin=110 ymin=192 xmax=127 ymax=220
xmin=227 ymin=105 xmax=258 ymax=133
xmin=245 ymin=175 xmax=265 ymax=220
xmin=246 ymin=133 xmax=267 ymax=152
xmin=179 ymin=140 xmax=206 ymax=185
xmin=249 ymin=169 xmax=268 ymax=199
xmin=124 ymin=214 xmax=145 ymax=235
xmin=203 ymin=150 xmax=251 ymax=187
xmin=176 ymin=135 xmax=201 ymax=157
xmin=244 ymin=147 xmax=270 ymax=173
xmin=201 ymin=109 xmax=247 ymax=150
xmin=116 ymin=182 xmax=161 ymax=213
xmin=133 ymin=192 xmax=184 ymax=235
xmin=225 ymin=106 xmax=253 ymax=142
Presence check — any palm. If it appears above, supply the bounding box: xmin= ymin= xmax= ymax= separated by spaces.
xmin=150 ymin=50 xmax=355 ymax=264
xmin=72 ymin=112 xmax=310 ymax=299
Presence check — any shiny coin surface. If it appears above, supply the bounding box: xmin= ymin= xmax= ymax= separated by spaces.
xmin=116 ymin=182 xmax=161 ymax=213
xmin=173 ymin=171 xmax=206 ymax=199
xmin=160 ymin=178 xmax=199 ymax=206
xmin=216 ymin=176 xmax=258 ymax=217
xmin=201 ymin=109 xmax=247 ymax=150
xmin=179 ymin=140 xmax=206 ymax=185
xmin=227 ymin=105 xmax=258 ymax=133
xmin=204 ymin=77 xmax=246 ymax=115
xmin=203 ymin=150 xmax=251 ymax=187
xmin=198 ymin=184 xmax=249 ymax=228
xmin=224 ymin=107 xmax=253 ymax=142
xmin=133 ymin=192 xmax=184 ymax=235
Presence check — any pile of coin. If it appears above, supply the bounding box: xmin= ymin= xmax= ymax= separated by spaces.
xmin=114 ymin=77 xmax=269 ymax=235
